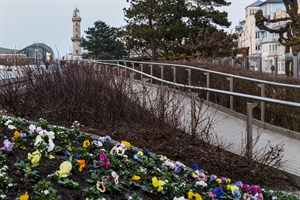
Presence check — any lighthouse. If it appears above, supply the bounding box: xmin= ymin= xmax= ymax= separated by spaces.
xmin=71 ymin=7 xmax=82 ymax=58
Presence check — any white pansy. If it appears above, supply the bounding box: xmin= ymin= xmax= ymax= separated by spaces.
xmin=92 ymin=140 xmax=103 ymax=147
xmin=44 ymin=190 xmax=49 ymax=195
xmin=195 ymin=180 xmax=207 ymax=187
xmin=46 ymin=131 xmax=55 ymax=140
xmin=38 ymin=130 xmax=45 ymax=137
xmin=173 ymin=197 xmax=186 ymax=200
xmin=47 ymin=138 xmax=55 ymax=152
xmin=116 ymin=146 xmax=125 ymax=156
xmin=4 ymin=120 xmax=12 ymax=126
xmin=163 ymin=160 xmax=175 ymax=169
xmin=111 ymin=171 xmax=119 ymax=184
xmin=7 ymin=124 xmax=16 ymax=130
xmin=36 ymin=127 xmax=43 ymax=134
xmin=29 ymin=124 xmax=36 ymax=134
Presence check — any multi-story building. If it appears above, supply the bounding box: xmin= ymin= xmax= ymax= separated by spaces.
xmin=236 ymin=0 xmax=286 ymax=73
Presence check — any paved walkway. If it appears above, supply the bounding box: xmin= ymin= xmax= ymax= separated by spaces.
xmin=132 ymin=81 xmax=300 ymax=184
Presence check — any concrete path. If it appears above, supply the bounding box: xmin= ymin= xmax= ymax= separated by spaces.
xmin=132 ymin=81 xmax=300 ymax=185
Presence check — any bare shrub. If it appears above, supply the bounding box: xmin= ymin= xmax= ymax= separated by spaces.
xmin=240 ymin=129 xmax=286 ymax=172
xmin=0 ymin=63 xmax=153 ymax=128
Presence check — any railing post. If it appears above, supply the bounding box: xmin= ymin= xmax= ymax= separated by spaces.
xmin=186 ymin=69 xmax=191 ymax=93
xmin=150 ymin=65 xmax=153 ymax=84
xmin=246 ymin=102 xmax=257 ymax=160
xmin=131 ymin=63 xmax=135 ymax=79
xmin=123 ymin=62 xmax=127 ymax=78
xmin=258 ymin=84 xmax=265 ymax=122
xmin=191 ymin=93 xmax=197 ymax=138
xmin=140 ymin=64 xmax=143 ymax=80
xmin=142 ymin=78 xmax=147 ymax=108
xmin=160 ymin=65 xmax=164 ymax=84
xmin=105 ymin=65 xmax=108 ymax=73
xmin=204 ymin=72 xmax=210 ymax=101
xmin=172 ymin=67 xmax=176 ymax=83
xmin=116 ymin=62 xmax=120 ymax=75
xmin=226 ymin=77 xmax=234 ymax=110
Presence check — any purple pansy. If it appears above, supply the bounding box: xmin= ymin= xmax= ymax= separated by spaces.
xmin=0 ymin=139 xmax=14 ymax=152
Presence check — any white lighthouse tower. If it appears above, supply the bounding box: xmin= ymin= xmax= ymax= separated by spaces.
xmin=71 ymin=7 xmax=82 ymax=59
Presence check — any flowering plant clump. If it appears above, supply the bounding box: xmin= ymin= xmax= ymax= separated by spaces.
xmin=0 ymin=115 xmax=299 ymax=199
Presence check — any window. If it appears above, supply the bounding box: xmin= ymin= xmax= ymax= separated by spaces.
xmin=255 ymin=45 xmax=261 ymax=50
xmin=76 ymin=50 xmax=78 ymax=54
xmin=255 ymin=32 xmax=260 ymax=38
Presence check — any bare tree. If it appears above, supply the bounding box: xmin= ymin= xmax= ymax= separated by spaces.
xmin=255 ymin=0 xmax=300 ymax=75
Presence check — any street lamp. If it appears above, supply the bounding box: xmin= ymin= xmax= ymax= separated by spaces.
xmin=14 ymin=45 xmax=16 ymax=66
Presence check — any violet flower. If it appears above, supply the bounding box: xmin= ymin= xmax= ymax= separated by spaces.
xmin=0 ymin=139 xmax=14 ymax=152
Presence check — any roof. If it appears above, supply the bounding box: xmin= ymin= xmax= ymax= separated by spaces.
xmin=246 ymin=0 xmax=283 ymax=8
xmin=0 ymin=47 xmax=15 ymax=54
xmin=246 ymin=0 xmax=263 ymax=8
xmin=73 ymin=7 xmax=80 ymax=17
xmin=264 ymin=0 xmax=283 ymax=3
xmin=74 ymin=7 xmax=79 ymax=13
xmin=258 ymin=0 xmax=283 ymax=6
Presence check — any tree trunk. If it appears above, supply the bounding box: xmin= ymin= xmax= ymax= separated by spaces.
xmin=285 ymin=46 xmax=291 ymax=76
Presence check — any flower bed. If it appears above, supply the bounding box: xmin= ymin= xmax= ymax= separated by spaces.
xmin=0 ymin=115 xmax=298 ymax=200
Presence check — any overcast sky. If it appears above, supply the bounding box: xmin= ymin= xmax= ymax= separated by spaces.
xmin=0 ymin=0 xmax=251 ymax=58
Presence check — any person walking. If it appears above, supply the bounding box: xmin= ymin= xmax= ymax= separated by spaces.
xmin=270 ymin=64 xmax=275 ymax=74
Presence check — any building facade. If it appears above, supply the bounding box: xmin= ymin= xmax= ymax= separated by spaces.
xmin=236 ymin=0 xmax=286 ymax=73
xmin=71 ymin=7 xmax=82 ymax=59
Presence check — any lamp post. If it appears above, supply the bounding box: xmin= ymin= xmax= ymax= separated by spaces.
xmin=14 ymin=45 xmax=16 ymax=66
xmin=35 ymin=49 xmax=38 ymax=65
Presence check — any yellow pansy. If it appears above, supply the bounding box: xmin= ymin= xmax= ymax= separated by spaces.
xmin=27 ymin=150 xmax=42 ymax=165
xmin=56 ymin=161 xmax=72 ymax=178
xmin=194 ymin=193 xmax=203 ymax=200
xmin=68 ymin=146 xmax=72 ymax=151
xmin=34 ymin=135 xmax=43 ymax=146
xmin=152 ymin=176 xmax=165 ymax=192
xmin=231 ymin=185 xmax=240 ymax=195
xmin=216 ymin=178 xmax=222 ymax=184
xmin=20 ymin=191 xmax=29 ymax=200
xmin=227 ymin=185 xmax=232 ymax=191
xmin=96 ymin=181 xmax=106 ymax=193
xmin=137 ymin=151 xmax=143 ymax=157
xmin=188 ymin=191 xmax=194 ymax=199
xmin=226 ymin=178 xmax=231 ymax=184
xmin=83 ymin=140 xmax=90 ymax=148
xmin=188 ymin=191 xmax=202 ymax=200
xmin=132 ymin=175 xmax=141 ymax=181
xmin=20 ymin=146 xmax=26 ymax=150
xmin=191 ymin=170 xmax=199 ymax=178
xmin=121 ymin=140 xmax=131 ymax=148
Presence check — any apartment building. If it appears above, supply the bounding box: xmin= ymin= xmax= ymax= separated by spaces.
xmin=235 ymin=0 xmax=286 ymax=73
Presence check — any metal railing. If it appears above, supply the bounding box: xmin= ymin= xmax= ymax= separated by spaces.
xmin=94 ymin=60 xmax=300 ymax=106
xmin=93 ymin=60 xmax=300 ymax=159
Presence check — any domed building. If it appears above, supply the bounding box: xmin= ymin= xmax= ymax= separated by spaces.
xmin=0 ymin=43 xmax=54 ymax=66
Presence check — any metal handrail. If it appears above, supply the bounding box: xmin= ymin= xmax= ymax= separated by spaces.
xmin=97 ymin=59 xmax=300 ymax=89
xmin=94 ymin=61 xmax=300 ymax=108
